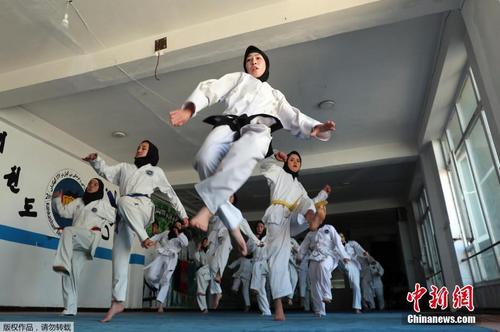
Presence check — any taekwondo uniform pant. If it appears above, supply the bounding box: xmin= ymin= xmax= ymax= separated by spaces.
xmin=232 ymin=277 xmax=251 ymax=307
xmin=194 ymin=124 xmax=271 ymax=230
xmin=144 ymin=255 xmax=175 ymax=304
xmin=113 ymin=196 xmax=152 ymax=302
xmin=361 ymin=274 xmax=375 ymax=310
xmin=196 ymin=265 xmax=211 ymax=311
xmin=207 ymin=234 xmax=231 ymax=301
xmin=309 ymin=256 xmax=336 ymax=316
xmin=288 ymin=262 xmax=299 ymax=300
xmin=53 ymin=227 xmax=97 ymax=315
xmin=251 ymin=261 xmax=271 ymax=315
xmin=299 ymin=258 xmax=311 ymax=311
xmin=266 ymin=219 xmax=292 ymax=300
xmin=345 ymin=263 xmax=362 ymax=310
xmin=209 ymin=232 xmax=231 ymax=279
xmin=374 ymin=286 xmax=385 ymax=310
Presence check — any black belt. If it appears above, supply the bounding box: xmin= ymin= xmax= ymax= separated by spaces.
xmin=203 ymin=114 xmax=283 ymax=157
xmin=126 ymin=193 xmax=149 ymax=198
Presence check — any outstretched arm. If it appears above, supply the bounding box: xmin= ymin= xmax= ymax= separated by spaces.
xmin=169 ymin=72 xmax=243 ymax=126
xmin=278 ymin=98 xmax=336 ymax=141
xmin=313 ymin=184 xmax=331 ymax=208
xmin=82 ymin=154 xmax=123 ymax=186
xmin=169 ymin=104 xmax=194 ymax=127
xmin=311 ymin=121 xmax=336 ymax=140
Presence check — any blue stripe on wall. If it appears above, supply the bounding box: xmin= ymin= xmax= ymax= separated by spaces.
xmin=0 ymin=224 xmax=144 ymax=265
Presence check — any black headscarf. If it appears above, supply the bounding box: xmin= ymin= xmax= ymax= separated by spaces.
xmin=134 ymin=140 xmax=159 ymax=168
xmin=82 ymin=178 xmax=104 ymax=205
xmin=201 ymin=238 xmax=209 ymax=253
xmin=283 ymin=151 xmax=301 ymax=179
xmin=243 ymin=45 xmax=270 ymax=82
xmin=167 ymin=226 xmax=178 ymax=240
xmin=256 ymin=221 xmax=266 ymax=240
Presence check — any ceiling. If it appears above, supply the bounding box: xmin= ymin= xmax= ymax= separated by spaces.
xmin=0 ymin=0 xmax=463 ymax=216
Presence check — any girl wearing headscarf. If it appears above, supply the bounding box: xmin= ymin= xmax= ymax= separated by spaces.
xmin=259 ymin=150 xmax=330 ymax=320
xmin=144 ymin=226 xmax=191 ymax=312
xmin=249 ymin=221 xmax=272 ymax=316
xmin=297 ymin=210 xmax=349 ymax=317
xmin=205 ymin=195 xmax=262 ymax=310
xmin=169 ymin=45 xmax=335 ymax=258
xmin=52 ymin=178 xmax=116 ymax=316
xmin=83 ymin=140 xmax=188 ymax=322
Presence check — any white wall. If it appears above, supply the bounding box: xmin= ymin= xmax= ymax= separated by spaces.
xmin=0 ymin=108 xmax=145 ymax=309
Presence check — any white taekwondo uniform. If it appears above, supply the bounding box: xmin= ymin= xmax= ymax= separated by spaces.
xmin=369 ymin=259 xmax=385 ymax=310
xmin=89 ymin=156 xmax=187 ymax=302
xmin=249 ymin=236 xmax=271 ymax=315
xmin=228 ymin=256 xmax=253 ymax=307
xmin=288 ymin=238 xmax=300 ymax=301
xmin=144 ymin=232 xmax=188 ymax=304
xmin=52 ymin=196 xmax=116 ymax=315
xmin=260 ymin=156 xmax=329 ymax=300
xmin=194 ymin=248 xmax=210 ymax=311
xmin=260 ymin=157 xmax=310 ymax=300
xmin=183 ymin=72 xmax=330 ymax=232
xmin=207 ymin=217 xmax=261 ymax=296
xmin=339 ymin=240 xmax=368 ymax=311
xmin=298 ymin=225 xmax=348 ymax=316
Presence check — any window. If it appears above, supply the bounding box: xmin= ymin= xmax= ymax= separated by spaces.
xmin=441 ymin=67 xmax=500 ymax=284
xmin=416 ymin=188 xmax=444 ymax=288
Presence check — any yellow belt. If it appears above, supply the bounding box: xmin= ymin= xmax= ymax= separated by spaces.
xmin=271 ymin=198 xmax=300 ymax=211
xmin=272 ymin=198 xmax=328 ymax=211
xmin=315 ymin=200 xmax=328 ymax=209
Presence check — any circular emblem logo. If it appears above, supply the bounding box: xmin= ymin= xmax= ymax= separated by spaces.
xmin=146 ymin=170 xmax=154 ymax=176
xmin=45 ymin=169 xmax=85 ymax=234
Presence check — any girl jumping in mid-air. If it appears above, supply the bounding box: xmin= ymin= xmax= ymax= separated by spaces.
xmin=169 ymin=45 xmax=335 ymax=257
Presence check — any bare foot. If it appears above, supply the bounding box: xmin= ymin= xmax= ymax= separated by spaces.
xmin=274 ymin=299 xmax=286 ymax=321
xmin=157 ymin=304 xmax=164 ymax=313
xmin=201 ymin=309 xmax=208 ymax=314
xmin=101 ymin=301 xmax=124 ymax=323
xmin=354 ymin=309 xmax=362 ymax=314
xmin=190 ymin=207 xmax=212 ymax=231
xmin=287 ymin=298 xmax=293 ymax=306
xmin=142 ymin=238 xmax=155 ymax=249
xmin=244 ymin=306 xmax=250 ymax=312
xmin=229 ymin=227 xmax=247 ymax=256
xmin=322 ymin=297 xmax=332 ymax=304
